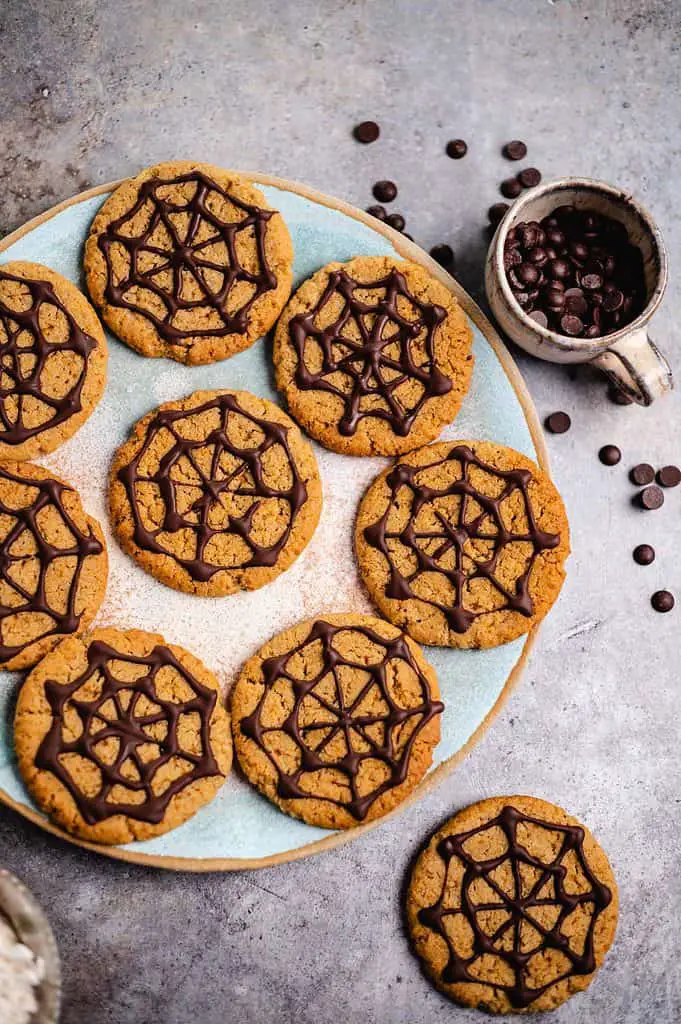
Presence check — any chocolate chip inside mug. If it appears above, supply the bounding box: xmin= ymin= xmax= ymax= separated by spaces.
xmin=503 ymin=205 xmax=646 ymax=339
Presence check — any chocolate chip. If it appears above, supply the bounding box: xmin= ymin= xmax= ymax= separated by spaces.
xmin=638 ymin=485 xmax=664 ymax=510
xmin=599 ymin=444 xmax=621 ymax=466
xmin=518 ymin=167 xmax=541 ymax=188
xmin=501 ymin=178 xmax=522 ymax=199
xmin=517 ymin=263 xmax=540 ymax=287
xmin=560 ymin=314 xmax=583 ymax=336
xmin=651 ymin=590 xmax=674 ymax=613
xmin=503 ymin=140 xmax=527 ymax=161
xmin=602 ymin=288 xmax=624 ymax=312
xmin=582 ymin=273 xmax=604 ymax=291
xmin=657 ymin=465 xmax=681 ymax=488
xmin=430 ymin=244 xmax=455 ymax=268
xmin=548 ymin=257 xmax=572 ymax=280
xmin=354 ymin=121 xmax=380 ymax=144
xmin=366 ymin=205 xmax=387 ymax=220
xmin=529 ymin=310 xmax=548 ymax=328
xmin=545 ymin=411 xmax=571 ymax=433
xmin=446 ymin=139 xmax=468 ymax=159
xmin=488 ymin=202 xmax=510 ymax=224
xmin=584 ymin=325 xmax=601 ymax=338
xmin=630 ymin=463 xmax=655 ymax=486
xmin=373 ymin=180 xmax=397 ymax=203
xmin=633 ymin=544 xmax=655 ymax=565
xmin=385 ymin=212 xmax=405 ymax=231
xmin=564 ymin=288 xmax=588 ymax=317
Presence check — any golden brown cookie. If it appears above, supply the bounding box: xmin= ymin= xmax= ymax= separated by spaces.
xmin=109 ymin=389 xmax=322 ymax=596
xmin=273 ymin=256 xmax=473 ymax=456
xmin=406 ymin=796 xmax=618 ymax=1014
xmin=14 ymin=627 xmax=232 ymax=845
xmin=231 ymin=613 xmax=443 ymax=829
xmin=0 ymin=461 xmax=107 ymax=671
xmin=0 ymin=261 xmax=107 ymax=461
xmin=356 ymin=440 xmax=570 ymax=648
xmin=84 ymin=161 xmax=294 ymax=365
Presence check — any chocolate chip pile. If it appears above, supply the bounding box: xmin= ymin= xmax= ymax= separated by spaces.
xmin=504 ymin=206 xmax=646 ymax=338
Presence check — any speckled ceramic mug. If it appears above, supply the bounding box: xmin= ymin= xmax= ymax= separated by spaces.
xmin=485 ymin=177 xmax=672 ymax=405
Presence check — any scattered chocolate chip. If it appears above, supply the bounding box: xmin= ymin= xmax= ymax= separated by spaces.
xmin=488 ymin=202 xmax=510 ymax=225
xmin=430 ymin=243 xmax=455 ymax=268
xmin=657 ymin=465 xmax=681 ymax=488
xmin=354 ymin=121 xmax=380 ymax=144
xmin=629 ymin=463 xmax=655 ymax=486
xmin=638 ymin=485 xmax=664 ymax=510
xmin=385 ymin=212 xmax=405 ymax=231
xmin=501 ymin=177 xmax=522 ymax=199
xmin=518 ymin=167 xmax=542 ymax=189
xmin=366 ymin=205 xmax=387 ymax=220
xmin=599 ymin=444 xmax=621 ymax=466
xmin=502 ymin=140 xmax=527 ymax=161
xmin=446 ymin=139 xmax=468 ymax=159
xmin=373 ymin=180 xmax=397 ymax=203
xmin=633 ymin=544 xmax=655 ymax=566
xmin=545 ymin=411 xmax=571 ymax=434
xmin=651 ymin=590 xmax=674 ymax=613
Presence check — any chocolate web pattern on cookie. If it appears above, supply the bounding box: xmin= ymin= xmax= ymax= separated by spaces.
xmin=36 ymin=641 xmax=222 ymax=825
xmin=0 ymin=269 xmax=97 ymax=444
xmin=97 ymin=170 xmax=277 ymax=344
xmin=0 ymin=465 xmax=103 ymax=663
xmin=289 ymin=268 xmax=452 ymax=437
xmin=363 ymin=445 xmax=560 ymax=633
xmin=240 ymin=619 xmax=444 ymax=820
xmin=118 ymin=393 xmax=308 ymax=583
xmin=417 ymin=805 xmax=613 ymax=1009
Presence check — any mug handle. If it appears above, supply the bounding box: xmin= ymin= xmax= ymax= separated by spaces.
xmin=592 ymin=328 xmax=673 ymax=406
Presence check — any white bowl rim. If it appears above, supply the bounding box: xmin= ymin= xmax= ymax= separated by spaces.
xmin=0 ymin=868 xmax=61 ymax=1024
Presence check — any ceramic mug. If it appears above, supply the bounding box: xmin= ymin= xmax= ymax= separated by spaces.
xmin=485 ymin=177 xmax=672 ymax=405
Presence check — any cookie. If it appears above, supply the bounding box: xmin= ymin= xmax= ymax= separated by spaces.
xmin=273 ymin=256 xmax=473 ymax=456
xmin=0 ymin=461 xmax=107 ymax=671
xmin=14 ymin=627 xmax=232 ymax=845
xmin=406 ymin=796 xmax=618 ymax=1014
xmin=0 ymin=261 xmax=107 ymax=461
xmin=109 ymin=389 xmax=322 ymax=596
xmin=84 ymin=161 xmax=294 ymax=366
xmin=356 ymin=440 xmax=569 ymax=648
xmin=231 ymin=613 xmax=443 ymax=829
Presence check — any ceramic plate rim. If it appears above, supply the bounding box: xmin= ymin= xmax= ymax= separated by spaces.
xmin=0 ymin=172 xmax=548 ymax=872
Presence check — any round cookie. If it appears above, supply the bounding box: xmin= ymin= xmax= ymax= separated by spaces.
xmin=231 ymin=612 xmax=443 ymax=829
xmin=14 ymin=626 xmax=232 ymax=845
xmin=0 ymin=261 xmax=107 ymax=460
xmin=356 ymin=440 xmax=570 ymax=648
xmin=0 ymin=461 xmax=107 ymax=671
xmin=273 ymin=256 xmax=474 ymax=456
xmin=406 ymin=796 xmax=618 ymax=1014
xmin=109 ymin=389 xmax=322 ymax=596
xmin=84 ymin=161 xmax=294 ymax=366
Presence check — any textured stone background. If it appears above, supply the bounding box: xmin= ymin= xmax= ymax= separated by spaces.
xmin=1 ymin=1 xmax=680 ymax=1022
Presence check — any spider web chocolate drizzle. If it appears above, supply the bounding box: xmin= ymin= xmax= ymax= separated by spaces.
xmin=97 ymin=170 xmax=278 ymax=344
xmin=363 ymin=445 xmax=560 ymax=633
xmin=417 ymin=805 xmax=612 ymax=1009
xmin=0 ymin=269 xmax=97 ymax=444
xmin=118 ymin=393 xmax=308 ymax=583
xmin=0 ymin=464 xmax=103 ymax=663
xmin=289 ymin=268 xmax=452 ymax=437
xmin=36 ymin=640 xmax=222 ymax=825
xmin=240 ymin=619 xmax=444 ymax=820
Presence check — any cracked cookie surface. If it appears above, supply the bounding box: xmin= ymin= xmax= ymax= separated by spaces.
xmin=273 ymin=256 xmax=473 ymax=456
xmin=356 ymin=440 xmax=569 ymax=648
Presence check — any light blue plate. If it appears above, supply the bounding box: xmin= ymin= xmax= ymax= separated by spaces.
xmin=0 ymin=178 xmax=545 ymax=869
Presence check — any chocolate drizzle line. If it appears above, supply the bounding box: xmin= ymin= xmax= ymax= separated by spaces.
xmin=0 ymin=270 xmax=96 ymax=444
xmin=289 ymin=268 xmax=452 ymax=437
xmin=98 ymin=170 xmax=277 ymax=344
xmin=363 ymin=444 xmax=560 ymax=633
xmin=36 ymin=640 xmax=222 ymax=825
xmin=417 ymin=805 xmax=612 ymax=1009
xmin=240 ymin=619 xmax=444 ymax=820
xmin=0 ymin=464 xmax=102 ymax=663
xmin=118 ymin=393 xmax=308 ymax=583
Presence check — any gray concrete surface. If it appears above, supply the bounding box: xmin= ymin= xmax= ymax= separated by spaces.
xmin=1 ymin=1 xmax=680 ymax=1021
